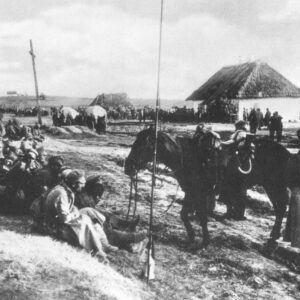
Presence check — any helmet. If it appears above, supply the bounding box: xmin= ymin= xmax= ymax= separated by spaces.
xmin=25 ymin=148 xmax=38 ymax=160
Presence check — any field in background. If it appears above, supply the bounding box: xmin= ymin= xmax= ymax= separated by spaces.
xmin=0 ymin=96 xmax=92 ymax=108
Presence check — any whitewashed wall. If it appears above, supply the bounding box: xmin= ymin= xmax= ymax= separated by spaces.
xmin=238 ymin=98 xmax=300 ymax=122
xmin=192 ymin=100 xmax=203 ymax=111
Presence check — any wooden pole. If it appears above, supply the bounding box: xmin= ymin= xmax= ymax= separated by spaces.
xmin=147 ymin=0 xmax=164 ymax=283
xmin=29 ymin=40 xmax=42 ymax=125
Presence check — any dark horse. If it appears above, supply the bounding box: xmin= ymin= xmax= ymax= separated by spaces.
xmin=125 ymin=127 xmax=222 ymax=247
xmin=220 ymin=138 xmax=291 ymax=242
xmin=125 ymin=127 xmax=292 ymax=247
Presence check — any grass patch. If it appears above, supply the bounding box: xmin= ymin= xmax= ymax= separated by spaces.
xmin=0 ymin=229 xmax=153 ymax=300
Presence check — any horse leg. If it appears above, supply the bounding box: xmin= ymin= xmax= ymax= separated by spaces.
xmin=180 ymin=202 xmax=195 ymax=242
xmin=207 ymin=188 xmax=216 ymax=216
xmin=266 ymin=186 xmax=289 ymax=240
xmin=284 ymin=204 xmax=291 ymax=242
xmin=218 ymin=187 xmax=234 ymax=218
xmin=232 ymin=182 xmax=247 ymax=220
xmin=196 ymin=206 xmax=209 ymax=247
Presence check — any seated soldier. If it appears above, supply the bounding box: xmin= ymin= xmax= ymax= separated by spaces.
xmin=47 ymin=156 xmax=64 ymax=182
xmin=31 ymin=171 xmax=146 ymax=256
xmin=43 ymin=170 xmax=116 ymax=262
xmin=21 ymin=134 xmax=35 ymax=153
xmin=59 ymin=166 xmax=73 ymax=183
xmin=75 ymin=175 xmax=140 ymax=231
xmin=30 ymin=156 xmax=64 ymax=199
xmin=1 ymin=148 xmax=42 ymax=214
xmin=0 ymin=157 xmax=13 ymax=177
xmin=3 ymin=141 xmax=21 ymax=163
xmin=74 ymin=175 xmax=145 ymax=251
xmin=22 ymin=149 xmax=42 ymax=174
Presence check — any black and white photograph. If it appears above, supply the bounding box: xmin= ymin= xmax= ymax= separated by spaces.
xmin=1 ymin=0 xmax=300 ymax=299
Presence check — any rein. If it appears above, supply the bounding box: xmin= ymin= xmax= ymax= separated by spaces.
xmin=126 ymin=171 xmax=139 ymax=220
xmin=126 ymin=145 xmax=184 ymax=218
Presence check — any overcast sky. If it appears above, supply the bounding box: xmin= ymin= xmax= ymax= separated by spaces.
xmin=0 ymin=0 xmax=300 ymax=100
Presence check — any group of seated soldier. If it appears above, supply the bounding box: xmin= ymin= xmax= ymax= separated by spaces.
xmin=0 ymin=123 xmax=46 ymax=214
xmin=32 ymin=160 xmax=146 ymax=262
xmin=0 ymin=139 xmax=146 ymax=262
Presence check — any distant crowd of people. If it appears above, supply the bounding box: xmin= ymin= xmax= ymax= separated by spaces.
xmin=51 ymin=105 xmax=200 ymax=125
xmin=243 ymin=107 xmax=283 ymax=142
xmin=196 ymin=100 xmax=238 ymax=123
xmin=0 ymin=99 xmax=241 ymax=125
xmin=0 ymin=104 xmax=49 ymax=117
xmin=106 ymin=105 xmax=197 ymax=123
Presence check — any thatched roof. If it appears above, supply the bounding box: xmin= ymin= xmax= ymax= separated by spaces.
xmin=186 ymin=61 xmax=300 ymax=102
xmin=90 ymin=93 xmax=132 ymax=107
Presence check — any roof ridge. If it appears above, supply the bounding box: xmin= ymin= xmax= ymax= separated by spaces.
xmin=237 ymin=63 xmax=260 ymax=98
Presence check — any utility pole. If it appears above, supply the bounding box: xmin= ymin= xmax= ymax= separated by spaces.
xmin=29 ymin=39 xmax=42 ymax=125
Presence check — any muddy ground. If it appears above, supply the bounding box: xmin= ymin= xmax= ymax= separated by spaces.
xmin=1 ymin=119 xmax=300 ymax=299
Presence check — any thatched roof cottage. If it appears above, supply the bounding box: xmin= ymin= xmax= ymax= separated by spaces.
xmin=186 ymin=61 xmax=300 ymax=121
xmin=90 ymin=93 xmax=132 ymax=108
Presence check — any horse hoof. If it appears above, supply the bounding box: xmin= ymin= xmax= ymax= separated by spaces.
xmin=186 ymin=240 xmax=209 ymax=251
xmin=266 ymin=238 xmax=278 ymax=248
xmin=261 ymin=239 xmax=278 ymax=257
xmin=223 ymin=212 xmax=234 ymax=220
xmin=201 ymin=240 xmax=209 ymax=249
xmin=186 ymin=241 xmax=200 ymax=251
xmin=186 ymin=235 xmax=195 ymax=244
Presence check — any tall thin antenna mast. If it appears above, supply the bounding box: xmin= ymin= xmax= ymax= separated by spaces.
xmin=147 ymin=0 xmax=164 ymax=283
xmin=29 ymin=40 xmax=42 ymax=125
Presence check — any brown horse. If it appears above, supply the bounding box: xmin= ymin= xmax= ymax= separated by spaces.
xmin=125 ymin=127 xmax=222 ymax=247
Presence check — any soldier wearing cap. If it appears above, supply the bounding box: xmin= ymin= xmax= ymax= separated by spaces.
xmin=2 ymin=148 xmax=41 ymax=214
xmin=23 ymin=148 xmax=42 ymax=174
xmin=230 ymin=120 xmax=247 ymax=143
xmin=221 ymin=120 xmax=247 ymax=146
xmin=43 ymin=170 xmax=116 ymax=261
xmin=193 ymin=122 xmax=206 ymax=139
xmin=29 ymin=156 xmax=65 ymax=199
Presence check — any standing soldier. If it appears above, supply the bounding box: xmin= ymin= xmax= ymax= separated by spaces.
xmin=256 ymin=108 xmax=264 ymax=130
xmin=264 ymin=108 xmax=271 ymax=129
xmin=248 ymin=108 xmax=258 ymax=134
xmin=242 ymin=108 xmax=248 ymax=122
xmin=269 ymin=111 xmax=283 ymax=142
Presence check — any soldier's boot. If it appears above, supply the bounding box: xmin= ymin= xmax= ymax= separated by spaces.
xmin=116 ymin=215 xmax=140 ymax=232
xmin=105 ymin=227 xmax=147 ymax=251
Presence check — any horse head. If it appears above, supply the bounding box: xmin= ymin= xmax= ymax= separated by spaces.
xmin=125 ymin=127 xmax=156 ymax=177
xmin=125 ymin=127 xmax=181 ymax=177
